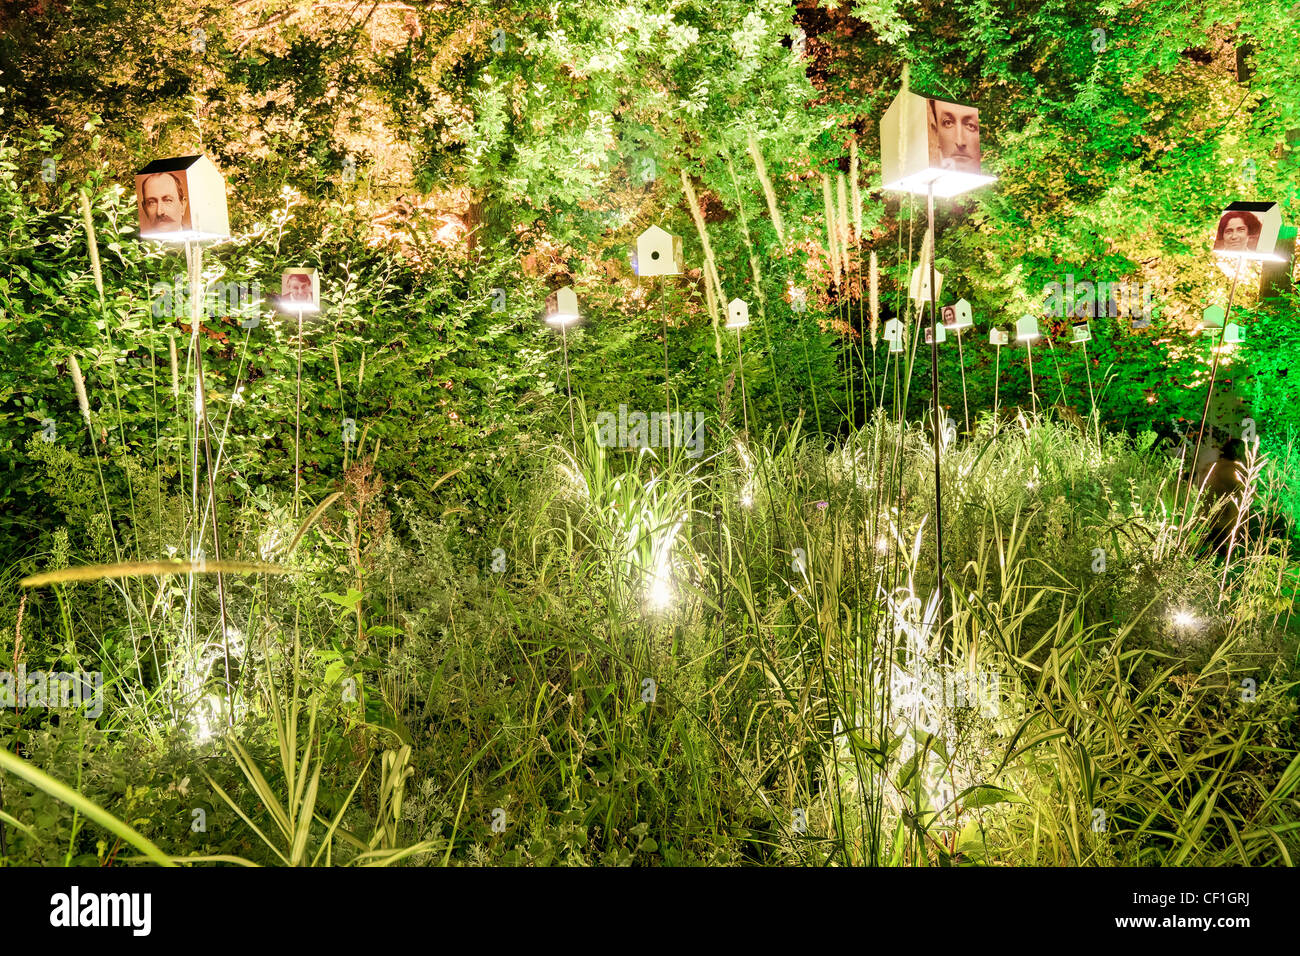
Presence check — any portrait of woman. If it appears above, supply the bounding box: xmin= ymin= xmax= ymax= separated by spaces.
xmin=279 ymin=268 xmax=320 ymax=311
xmin=1214 ymin=209 xmax=1262 ymax=253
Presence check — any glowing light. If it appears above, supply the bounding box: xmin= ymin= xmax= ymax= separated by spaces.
xmin=875 ymin=536 xmax=889 ymax=553
xmin=1171 ymin=609 xmax=1197 ymax=629
xmin=560 ymin=463 xmax=589 ymax=498
xmin=736 ymin=440 xmax=755 ymax=509
xmin=258 ymin=527 xmax=284 ymax=561
xmin=646 ymin=513 xmax=687 ymax=611
xmin=191 ymin=694 xmax=225 ymax=745
xmin=545 ymin=286 xmax=580 ymax=326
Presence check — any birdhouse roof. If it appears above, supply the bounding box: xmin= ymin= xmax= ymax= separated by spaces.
xmin=638 ymin=225 xmax=671 ymax=243
xmin=921 ymin=92 xmax=977 ymax=110
xmin=136 ymin=155 xmax=215 ymax=176
xmin=1222 ymin=201 xmax=1276 ymax=214
xmin=885 ymin=85 xmax=980 ymax=116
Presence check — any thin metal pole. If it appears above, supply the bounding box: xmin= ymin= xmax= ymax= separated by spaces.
xmin=926 ymin=183 xmax=945 ymax=644
xmin=294 ymin=308 xmax=303 ymax=518
xmin=1186 ymin=253 xmax=1245 ymax=512
xmin=662 ymin=300 xmax=670 ymax=417
xmin=1046 ymin=336 xmax=1067 ymax=407
xmin=188 ymin=241 xmax=232 ymax=724
xmin=561 ymin=322 xmax=576 ymax=451
xmin=1081 ymin=340 xmax=1099 ymax=445
xmin=956 ymin=329 xmax=970 ymax=435
xmin=1026 ymin=340 xmax=1038 ymax=415
xmin=737 ymin=328 xmax=750 ymax=439
xmin=993 ymin=344 xmax=1001 ymax=435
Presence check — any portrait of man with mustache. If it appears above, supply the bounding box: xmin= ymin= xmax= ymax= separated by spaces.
xmin=138 ymin=171 xmax=191 ymax=234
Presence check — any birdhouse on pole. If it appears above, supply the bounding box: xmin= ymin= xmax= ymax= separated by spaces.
xmin=135 ymin=154 xmax=229 ymax=242
xmin=545 ymin=286 xmax=580 ymax=326
xmin=879 ymin=72 xmax=997 ymax=199
xmin=726 ymin=298 xmax=750 ymax=329
xmin=635 ymin=225 xmax=684 ymax=277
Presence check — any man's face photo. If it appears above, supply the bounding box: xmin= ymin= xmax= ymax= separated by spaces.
xmin=929 ymin=100 xmax=981 ymax=173
xmin=281 ymin=270 xmax=318 ymax=310
xmin=140 ymin=172 xmax=188 ymax=232
xmin=284 ymin=272 xmax=314 ymax=302
xmin=1216 ymin=213 xmax=1259 ymax=252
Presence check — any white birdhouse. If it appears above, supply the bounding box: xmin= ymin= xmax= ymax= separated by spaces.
xmin=1200 ymin=304 xmax=1226 ymax=331
xmin=135 ymin=154 xmax=229 ymax=242
xmin=879 ymin=85 xmax=996 ymax=198
xmin=1223 ymin=322 xmax=1244 ymax=344
xmin=989 ymin=327 xmax=1008 ymax=346
xmin=545 ymin=286 xmax=580 ymax=326
xmin=909 ymin=264 xmax=944 ymax=303
xmin=884 ymin=318 xmax=905 ymax=353
xmin=726 ymin=298 xmax=750 ymax=330
xmin=279 ymin=268 xmax=320 ymax=313
xmin=925 ymin=322 xmax=946 ymax=344
xmin=1213 ymin=202 xmax=1284 ymax=262
xmin=944 ymin=298 xmax=973 ymax=330
xmin=1071 ymin=321 xmax=1091 ymax=343
xmin=635 ymin=225 xmax=683 ymax=277
xmin=1015 ymin=315 xmax=1040 ymax=342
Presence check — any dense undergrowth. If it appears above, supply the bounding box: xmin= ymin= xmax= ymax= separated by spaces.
xmin=3 ymin=407 xmax=1296 ymax=866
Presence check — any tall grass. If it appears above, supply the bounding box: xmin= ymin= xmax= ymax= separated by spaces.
xmin=5 ymin=406 xmax=1296 ymax=865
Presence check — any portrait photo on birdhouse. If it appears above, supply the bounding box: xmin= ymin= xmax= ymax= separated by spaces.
xmin=134 ymin=154 xmax=229 ymax=241
xmin=1212 ymin=201 xmax=1283 ymax=260
xmin=1214 ymin=208 xmax=1263 ymax=254
xmin=278 ymin=267 xmax=320 ymax=312
xmin=135 ymin=167 xmax=191 ymax=235
xmin=926 ymin=97 xmax=982 ymax=174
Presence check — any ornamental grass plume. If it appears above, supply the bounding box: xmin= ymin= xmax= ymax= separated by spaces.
xmin=837 ymin=171 xmax=851 ymax=272
xmin=850 ymin=137 xmax=863 ymax=242
xmin=917 ymin=227 xmax=933 ymax=312
xmin=747 ymin=131 xmax=786 ymax=247
xmin=68 ymin=353 xmax=91 ymax=426
xmin=79 ymin=190 xmax=105 ymax=308
xmin=822 ymin=172 xmax=840 ymax=281
xmin=681 ymin=169 xmax=725 ymax=359
xmin=168 ymin=335 xmax=180 ymax=398
xmin=870 ymin=251 xmax=880 ymax=346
